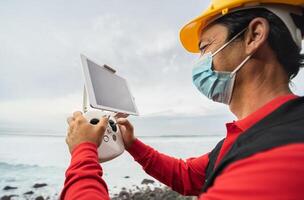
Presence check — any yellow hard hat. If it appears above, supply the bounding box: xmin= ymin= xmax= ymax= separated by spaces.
xmin=180 ymin=0 xmax=304 ymax=53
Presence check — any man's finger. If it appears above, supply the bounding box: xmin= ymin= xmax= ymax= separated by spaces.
xmin=73 ymin=111 xmax=87 ymax=124
xmin=67 ymin=126 xmax=72 ymax=136
xmin=116 ymin=118 xmax=133 ymax=130
xmin=65 ymin=137 xmax=69 ymax=145
xmin=66 ymin=116 xmax=74 ymax=125
xmin=116 ymin=118 xmax=128 ymax=124
xmin=73 ymin=111 xmax=83 ymax=118
xmin=114 ymin=112 xmax=129 ymax=119
xmin=96 ymin=116 xmax=109 ymax=132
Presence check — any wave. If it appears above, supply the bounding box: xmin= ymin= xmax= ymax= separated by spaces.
xmin=0 ymin=162 xmax=63 ymax=171
xmin=0 ymin=162 xmax=41 ymax=170
xmin=0 ymin=132 xmax=65 ymax=138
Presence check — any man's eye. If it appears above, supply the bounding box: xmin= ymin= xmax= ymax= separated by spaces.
xmin=199 ymin=44 xmax=209 ymax=54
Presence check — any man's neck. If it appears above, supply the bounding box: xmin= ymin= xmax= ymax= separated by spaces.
xmin=229 ymin=63 xmax=292 ymax=120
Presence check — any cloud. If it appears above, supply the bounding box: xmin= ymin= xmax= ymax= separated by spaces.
xmin=0 ymin=0 xmax=303 ymax=135
xmin=0 ymin=1 xmax=223 ymax=121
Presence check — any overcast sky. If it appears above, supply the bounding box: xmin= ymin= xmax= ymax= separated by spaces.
xmin=0 ymin=0 xmax=303 ymax=136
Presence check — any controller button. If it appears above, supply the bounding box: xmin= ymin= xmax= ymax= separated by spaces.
xmin=111 ymin=124 xmax=117 ymax=132
xmin=109 ymin=120 xmax=117 ymax=132
xmin=112 ymin=134 xmax=117 ymax=141
xmin=103 ymin=135 xmax=109 ymax=142
xmin=90 ymin=118 xmax=99 ymax=125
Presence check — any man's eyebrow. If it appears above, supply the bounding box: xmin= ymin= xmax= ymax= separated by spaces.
xmin=198 ymin=38 xmax=216 ymax=49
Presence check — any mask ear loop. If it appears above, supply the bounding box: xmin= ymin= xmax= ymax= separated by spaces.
xmin=212 ymin=28 xmax=247 ymax=57
xmin=229 ymin=54 xmax=252 ymax=78
xmin=226 ymin=53 xmax=252 ymax=104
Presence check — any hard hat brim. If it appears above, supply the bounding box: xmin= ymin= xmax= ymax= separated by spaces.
xmin=180 ymin=9 xmax=219 ymax=53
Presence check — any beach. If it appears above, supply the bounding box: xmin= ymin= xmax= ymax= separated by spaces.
xmin=1 ymin=179 xmax=197 ymax=200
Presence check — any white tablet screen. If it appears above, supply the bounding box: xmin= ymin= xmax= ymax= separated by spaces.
xmin=86 ymin=59 xmax=137 ymax=114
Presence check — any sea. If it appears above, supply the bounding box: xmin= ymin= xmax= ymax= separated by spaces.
xmin=0 ymin=133 xmax=223 ymax=199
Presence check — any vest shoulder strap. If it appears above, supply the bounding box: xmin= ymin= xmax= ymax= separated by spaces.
xmin=204 ymin=138 xmax=224 ymax=184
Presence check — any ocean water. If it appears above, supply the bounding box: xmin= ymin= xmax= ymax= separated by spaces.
xmin=0 ymin=133 xmax=223 ymax=199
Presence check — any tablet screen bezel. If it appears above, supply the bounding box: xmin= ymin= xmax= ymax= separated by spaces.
xmin=81 ymin=55 xmax=139 ymax=116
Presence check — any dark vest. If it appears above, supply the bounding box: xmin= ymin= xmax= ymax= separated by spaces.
xmin=202 ymin=96 xmax=304 ymax=194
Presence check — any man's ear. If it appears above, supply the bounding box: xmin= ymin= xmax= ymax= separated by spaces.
xmin=244 ymin=17 xmax=270 ymax=55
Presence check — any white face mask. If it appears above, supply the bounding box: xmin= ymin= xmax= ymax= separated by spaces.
xmin=192 ymin=28 xmax=252 ymax=105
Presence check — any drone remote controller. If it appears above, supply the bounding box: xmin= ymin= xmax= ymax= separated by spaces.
xmin=84 ymin=110 xmax=125 ymax=163
xmin=80 ymin=55 xmax=138 ymax=163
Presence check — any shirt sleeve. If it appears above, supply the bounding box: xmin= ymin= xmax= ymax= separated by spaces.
xmin=127 ymin=138 xmax=210 ymax=196
xmin=198 ymin=143 xmax=304 ymax=200
xmin=60 ymin=142 xmax=110 ymax=200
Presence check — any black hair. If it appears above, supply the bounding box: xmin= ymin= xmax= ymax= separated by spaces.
xmin=211 ymin=8 xmax=304 ymax=80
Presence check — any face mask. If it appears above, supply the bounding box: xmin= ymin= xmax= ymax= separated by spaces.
xmin=192 ymin=28 xmax=251 ymax=105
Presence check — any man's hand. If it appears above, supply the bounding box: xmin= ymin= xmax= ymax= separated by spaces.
xmin=114 ymin=113 xmax=137 ymax=150
xmin=66 ymin=111 xmax=109 ymax=154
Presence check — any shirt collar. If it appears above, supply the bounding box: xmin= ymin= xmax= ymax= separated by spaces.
xmin=234 ymin=94 xmax=299 ymax=132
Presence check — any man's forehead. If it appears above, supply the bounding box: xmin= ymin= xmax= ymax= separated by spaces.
xmin=199 ymin=24 xmax=228 ymax=43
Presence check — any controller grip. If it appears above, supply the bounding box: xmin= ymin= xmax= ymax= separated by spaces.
xmin=84 ymin=111 xmax=125 ymax=163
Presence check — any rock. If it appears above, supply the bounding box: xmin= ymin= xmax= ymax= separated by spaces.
xmin=24 ymin=191 xmax=34 ymax=195
xmin=3 ymin=186 xmax=17 ymax=190
xmin=111 ymin=185 xmax=195 ymax=200
xmin=1 ymin=195 xmax=18 ymax=200
xmin=35 ymin=196 xmax=44 ymax=200
xmin=124 ymin=176 xmax=130 ymax=179
xmin=154 ymin=187 xmax=163 ymax=194
xmin=132 ymin=192 xmax=143 ymax=200
xmin=118 ymin=191 xmax=130 ymax=200
xmin=33 ymin=183 xmax=47 ymax=188
xmin=141 ymin=178 xmax=155 ymax=185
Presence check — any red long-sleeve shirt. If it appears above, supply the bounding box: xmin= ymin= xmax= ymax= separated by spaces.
xmin=61 ymin=94 xmax=304 ymax=200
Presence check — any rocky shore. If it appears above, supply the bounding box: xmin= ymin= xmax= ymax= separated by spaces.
xmin=1 ymin=179 xmax=196 ymax=200
xmin=1 ymin=182 xmax=57 ymax=200
xmin=111 ymin=185 xmax=195 ymax=200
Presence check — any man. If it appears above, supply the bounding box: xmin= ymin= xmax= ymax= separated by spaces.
xmin=61 ymin=0 xmax=304 ymax=199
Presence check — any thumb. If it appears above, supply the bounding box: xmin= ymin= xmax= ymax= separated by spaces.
xmin=96 ymin=116 xmax=109 ymax=133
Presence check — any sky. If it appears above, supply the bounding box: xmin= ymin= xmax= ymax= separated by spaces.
xmin=0 ymin=0 xmax=303 ymax=136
